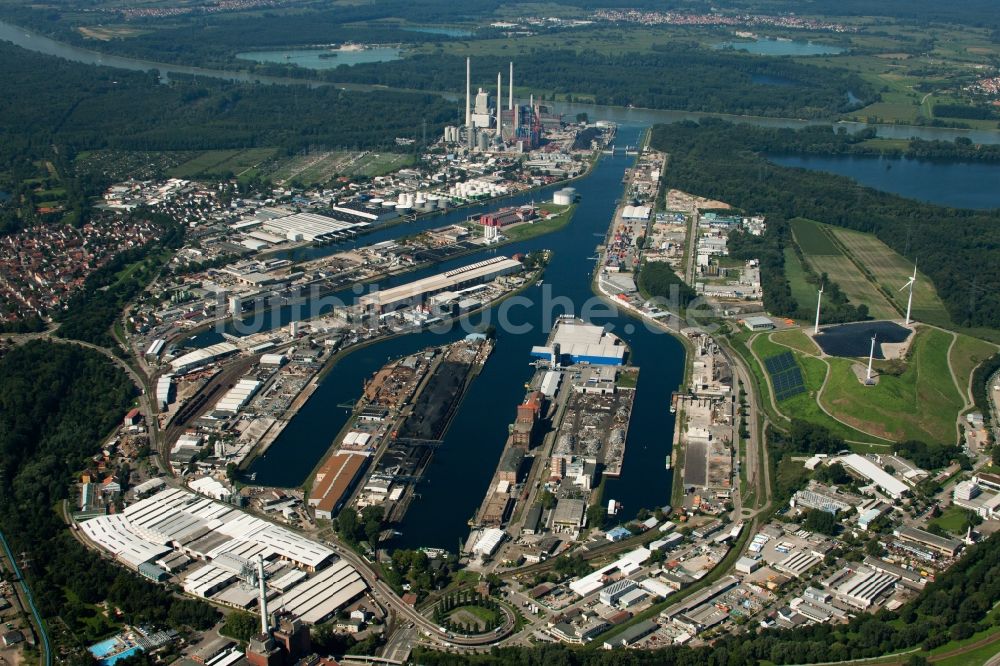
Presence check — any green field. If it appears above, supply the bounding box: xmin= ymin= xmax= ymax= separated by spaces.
xmin=750 ymin=333 xmax=889 ymax=445
xmin=269 ymin=150 xmax=415 ymax=185
xmin=931 ymin=505 xmax=976 ymax=535
xmin=790 ymin=217 xmax=839 ymax=255
xmin=504 ymin=204 xmax=575 ymax=241
xmin=790 ymin=218 xmax=900 ymax=320
xmin=770 ymin=328 xmax=820 ymax=355
xmin=820 ymin=327 xmax=963 ymax=443
xmin=829 ymin=225 xmax=952 ymax=328
xmin=168 ymin=148 xmax=276 ymax=179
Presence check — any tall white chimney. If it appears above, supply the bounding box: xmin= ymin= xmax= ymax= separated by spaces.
xmin=257 ymin=555 xmax=269 ymax=636
xmin=509 ymin=62 xmax=514 ymax=110
xmin=465 ymin=57 xmax=471 ymax=129
xmin=496 ymin=72 xmax=502 ymax=136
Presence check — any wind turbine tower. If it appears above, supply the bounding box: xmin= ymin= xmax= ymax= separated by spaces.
xmin=866 ymin=335 xmax=877 ymax=384
xmin=900 ymin=265 xmax=917 ymax=326
xmin=814 ymin=285 xmax=824 ymax=335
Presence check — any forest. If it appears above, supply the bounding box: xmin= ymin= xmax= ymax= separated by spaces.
xmin=649 ymin=120 xmax=1000 ymax=329
xmin=0 ymin=41 xmax=452 ymax=170
xmin=0 ymin=342 xmax=218 ymax=661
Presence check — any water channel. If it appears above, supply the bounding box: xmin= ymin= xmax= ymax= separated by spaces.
xmin=243 ymin=126 xmax=686 ymax=551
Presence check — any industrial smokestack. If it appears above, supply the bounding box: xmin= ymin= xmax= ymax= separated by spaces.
xmin=509 ymin=62 xmax=514 ymax=111
xmin=257 ymin=555 xmax=269 ymax=636
xmin=465 ymin=57 xmax=471 ymax=129
xmin=496 ymin=72 xmax=502 ymax=136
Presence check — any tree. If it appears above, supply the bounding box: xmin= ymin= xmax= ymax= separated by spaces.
xmin=803 ymin=509 xmax=838 ymax=536
xmin=221 ymin=611 xmax=259 ymax=642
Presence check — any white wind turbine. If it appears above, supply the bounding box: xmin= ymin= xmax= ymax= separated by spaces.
xmin=899 ymin=265 xmax=917 ymax=326
xmin=814 ymin=284 xmax=824 ymax=335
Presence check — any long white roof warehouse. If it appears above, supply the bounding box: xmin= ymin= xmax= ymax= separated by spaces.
xmin=359 ymin=256 xmax=522 ymax=313
xmin=838 ymin=454 xmax=909 ymax=499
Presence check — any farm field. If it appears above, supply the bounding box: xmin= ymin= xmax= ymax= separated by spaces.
xmin=828 ymin=226 xmax=952 ymax=328
xmin=168 ymin=148 xmax=276 ymax=179
xmin=783 ymin=247 xmax=818 ymax=316
xmin=819 ymin=327 xmax=963 ymax=443
xmin=790 ymin=218 xmax=899 ymax=320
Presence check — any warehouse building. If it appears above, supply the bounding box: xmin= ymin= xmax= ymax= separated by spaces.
xmin=170 ymin=342 xmax=240 ymax=374
xmin=155 ymin=374 xmax=174 ymax=412
xmin=258 ymin=210 xmax=369 ymax=242
xmin=833 ymin=567 xmax=899 ymax=609
xmin=212 ymin=378 xmax=262 ymax=415
xmin=309 ymin=452 xmax=369 ymax=520
xmin=837 ymin=454 xmax=909 ymax=500
xmin=894 ymin=526 xmax=963 ymax=558
xmin=531 ymin=317 xmax=627 ymax=366
xmin=359 ymin=256 xmax=522 ymax=313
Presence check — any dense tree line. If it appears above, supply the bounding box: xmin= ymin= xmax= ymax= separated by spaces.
xmin=893 ymin=440 xmax=967 ymax=470
xmin=0 ymin=342 xmax=218 ymax=661
xmin=649 ymin=120 xmax=1000 ymax=328
xmin=0 ymin=41 xmax=453 ymax=170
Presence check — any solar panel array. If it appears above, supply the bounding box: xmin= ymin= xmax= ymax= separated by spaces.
xmin=765 ymin=351 xmax=806 ymax=401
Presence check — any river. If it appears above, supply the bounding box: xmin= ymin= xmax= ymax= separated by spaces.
xmin=4 ymin=18 xmax=1000 ymax=145
xmin=770 ymin=154 xmax=1000 ymax=210
xmin=244 ymin=126 xmax=685 ymax=552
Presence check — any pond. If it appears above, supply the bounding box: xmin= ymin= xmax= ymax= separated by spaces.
xmin=814 ymin=321 xmax=912 ymax=358
xmin=236 ymin=46 xmax=402 ymax=70
xmin=714 ymin=38 xmax=845 ymax=56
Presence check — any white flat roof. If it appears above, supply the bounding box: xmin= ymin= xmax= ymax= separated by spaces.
xmin=839 ymin=454 xmax=909 ymax=498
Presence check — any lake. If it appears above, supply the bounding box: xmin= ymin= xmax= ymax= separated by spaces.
xmin=236 ymin=46 xmax=402 ymax=70
xmin=770 ymin=154 xmax=1000 ymax=210
xmin=714 ymin=38 xmax=844 ymax=56
xmin=401 ymin=26 xmax=473 ymax=37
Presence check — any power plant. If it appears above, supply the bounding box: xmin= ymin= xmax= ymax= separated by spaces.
xmin=448 ymin=57 xmax=546 ymax=153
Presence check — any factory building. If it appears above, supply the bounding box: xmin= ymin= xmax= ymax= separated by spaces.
xmin=512 ymin=391 xmax=544 ymax=447
xmin=213 ymin=378 xmax=262 ymax=415
xmin=359 ymin=256 xmax=522 ymax=313
xmin=531 ymin=317 xmax=627 ymax=366
xmin=479 ymin=206 xmax=536 ymax=228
